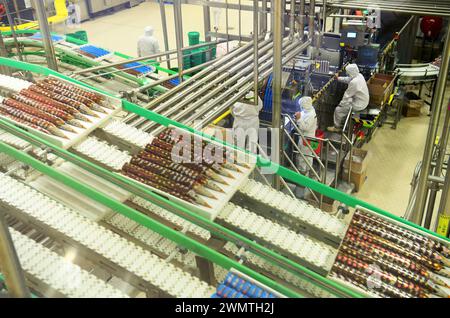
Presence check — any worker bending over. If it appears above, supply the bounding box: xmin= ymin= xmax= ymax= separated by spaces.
xmin=328 ymin=64 xmax=369 ymax=133
xmin=295 ymin=97 xmax=318 ymax=175
xmin=231 ymin=91 xmax=263 ymax=154
xmin=137 ymin=26 xmax=160 ymax=57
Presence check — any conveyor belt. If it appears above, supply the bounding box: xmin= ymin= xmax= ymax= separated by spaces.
xmin=0 ymin=174 xmax=215 ymax=298
xmin=0 ymin=130 xmax=31 ymax=150
xmin=72 ymin=137 xmax=132 ymax=171
xmin=102 ymin=119 xmax=153 ymax=149
xmin=9 ymin=227 xmax=129 ymax=298
xmin=130 ymin=196 xmax=211 ymax=241
xmin=71 ymin=134 xmax=338 ymax=275
xmin=217 ymin=203 xmax=337 ymax=276
xmin=222 ymin=242 xmax=335 ymax=298
xmin=104 ymin=202 xmax=331 ymax=298
xmin=104 ymin=212 xmax=198 ymax=269
xmin=235 ymin=179 xmax=347 ymax=247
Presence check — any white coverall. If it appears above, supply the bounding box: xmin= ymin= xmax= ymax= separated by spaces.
xmin=296 ymin=97 xmax=318 ymax=174
xmin=232 ymin=92 xmax=263 ymax=153
xmin=334 ymin=64 xmax=369 ymax=128
xmin=212 ymin=0 xmax=224 ymax=31
xmin=137 ymin=26 xmax=160 ymax=57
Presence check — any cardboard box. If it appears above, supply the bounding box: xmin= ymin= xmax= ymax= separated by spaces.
xmin=402 ymin=93 xmax=425 ymax=117
xmin=367 ymin=73 xmax=395 ymax=107
xmin=344 ymin=149 xmax=371 ymax=174
xmin=344 ymin=168 xmax=367 ymax=192
xmin=403 ymin=106 xmax=422 ymax=117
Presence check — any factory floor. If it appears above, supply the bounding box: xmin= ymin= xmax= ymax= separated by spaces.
xmin=69 ymin=1 xmax=255 ymax=58
xmin=75 ymin=2 xmax=447 ymax=218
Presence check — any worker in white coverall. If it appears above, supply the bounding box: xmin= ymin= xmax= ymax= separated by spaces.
xmin=231 ymin=91 xmax=263 ymax=153
xmin=327 ymin=64 xmax=369 ymax=133
xmin=295 ymin=97 xmax=318 ymax=175
xmin=212 ymin=0 xmax=224 ymax=31
xmin=137 ymin=26 xmax=160 ymax=58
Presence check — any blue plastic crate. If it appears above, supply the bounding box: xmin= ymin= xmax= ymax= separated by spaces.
xmin=30 ymin=33 xmax=64 ymax=42
xmin=78 ymin=45 xmax=111 ymax=58
xmin=212 ymin=271 xmax=278 ymax=299
xmin=122 ymin=62 xmax=155 ymax=75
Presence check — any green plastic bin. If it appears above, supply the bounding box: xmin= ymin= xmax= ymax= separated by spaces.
xmin=188 ymin=31 xmax=200 ymax=46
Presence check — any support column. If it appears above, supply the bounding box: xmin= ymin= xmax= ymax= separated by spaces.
xmin=272 ymin=0 xmax=283 ymax=190
xmin=253 ymin=0 xmax=259 ymax=102
xmin=412 ymin=26 xmax=450 ymax=225
xmin=159 ymin=0 xmax=172 ymax=69
xmin=260 ymin=0 xmax=267 ymax=34
xmin=1 ymin=0 xmax=23 ymax=62
xmin=33 ymin=0 xmax=58 ymax=71
xmin=299 ymin=0 xmax=305 ymax=38
xmin=0 ymin=211 xmax=30 ymax=298
xmin=0 ymin=32 xmax=11 ymax=76
xmin=173 ymin=0 xmax=184 ymax=83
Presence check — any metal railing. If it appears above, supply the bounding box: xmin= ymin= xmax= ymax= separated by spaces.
xmin=281 ymin=112 xmax=353 ymax=208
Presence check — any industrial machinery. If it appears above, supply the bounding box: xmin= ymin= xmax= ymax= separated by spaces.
xmin=0 ymin=59 xmax=448 ymax=299
xmin=1 ymin=0 xmax=450 ymax=299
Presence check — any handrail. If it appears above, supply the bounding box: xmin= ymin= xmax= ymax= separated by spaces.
xmin=283 ymin=114 xmax=324 ymax=168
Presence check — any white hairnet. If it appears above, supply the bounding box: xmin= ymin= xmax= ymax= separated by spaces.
xmin=144 ymin=26 xmax=154 ymax=36
xmin=298 ymin=96 xmax=313 ymax=110
xmin=346 ymin=64 xmax=360 ymax=79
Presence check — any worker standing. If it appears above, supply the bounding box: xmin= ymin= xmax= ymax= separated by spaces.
xmin=231 ymin=91 xmax=263 ymax=153
xmin=328 ymin=64 xmax=369 ymax=133
xmin=212 ymin=0 xmax=225 ymax=32
xmin=295 ymin=97 xmax=318 ymax=175
xmin=137 ymin=26 xmax=160 ymax=58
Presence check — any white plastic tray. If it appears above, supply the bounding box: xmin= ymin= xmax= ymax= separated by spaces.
xmin=0 ymin=75 xmax=122 ymax=150
xmin=123 ymin=127 xmax=257 ymax=221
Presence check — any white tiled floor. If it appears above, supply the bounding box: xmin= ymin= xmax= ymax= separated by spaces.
xmin=74 ymin=2 xmax=447 ymax=217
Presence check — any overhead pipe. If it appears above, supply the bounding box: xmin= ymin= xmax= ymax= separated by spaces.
xmin=163 ymin=40 xmax=299 ymax=125
xmin=125 ymin=40 xmax=258 ymax=126
xmin=144 ymin=39 xmax=272 ymax=114
xmin=141 ymin=39 xmax=293 ymax=131
xmin=132 ymin=40 xmax=255 ymax=109
xmin=189 ymin=40 xmax=312 ymax=130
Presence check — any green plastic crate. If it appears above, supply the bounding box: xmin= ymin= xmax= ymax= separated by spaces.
xmin=66 ymin=30 xmax=88 ymax=42
xmin=188 ymin=31 xmax=200 ymax=46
